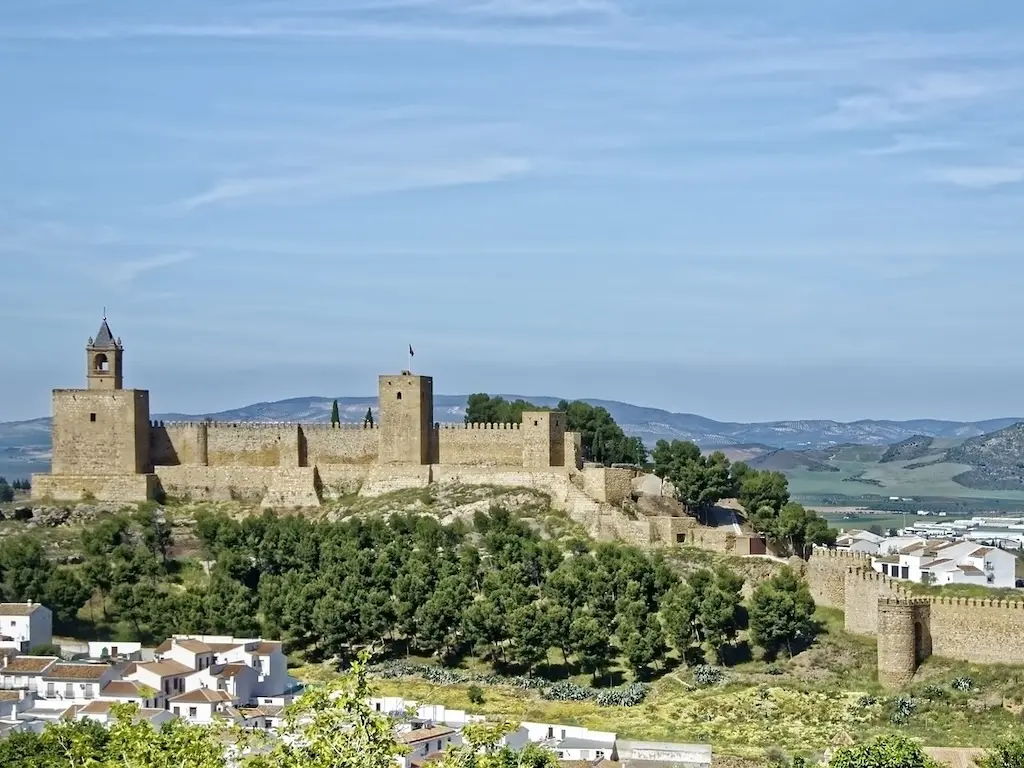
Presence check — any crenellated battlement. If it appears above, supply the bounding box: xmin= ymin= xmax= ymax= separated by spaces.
xmin=879 ymin=597 xmax=931 ymax=607
xmin=812 ymin=545 xmax=871 ymax=561
xmin=436 ymin=422 xmax=522 ymax=430
xmin=302 ymin=423 xmax=380 ymax=431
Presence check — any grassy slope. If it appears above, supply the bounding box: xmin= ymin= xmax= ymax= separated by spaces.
xmin=295 ymin=608 xmax=1024 ymax=759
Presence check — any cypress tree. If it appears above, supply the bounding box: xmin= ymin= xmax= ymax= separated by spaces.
xmin=364 ymin=407 xmax=375 ymax=428
xmin=331 ymin=399 xmax=340 ymax=427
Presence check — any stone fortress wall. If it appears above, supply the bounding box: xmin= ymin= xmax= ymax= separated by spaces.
xmin=31 ymin=319 xmax=595 ymax=509
xmin=806 ymin=547 xmax=1024 ymax=687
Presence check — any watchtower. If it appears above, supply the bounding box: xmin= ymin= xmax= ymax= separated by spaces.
xmin=32 ymin=317 xmax=155 ymax=502
xmin=87 ymin=317 xmax=123 ymax=390
xmin=877 ymin=598 xmax=932 ymax=689
xmin=522 ymin=410 xmax=566 ymax=468
xmin=378 ymin=373 xmax=434 ymax=464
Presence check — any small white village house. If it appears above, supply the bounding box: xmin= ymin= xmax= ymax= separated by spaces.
xmin=872 ymin=539 xmax=1017 ymax=588
xmin=0 ymin=603 xmax=53 ymax=653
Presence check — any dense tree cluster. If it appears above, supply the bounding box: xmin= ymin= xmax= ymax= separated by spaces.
xmin=463 ymin=394 xmax=646 ymax=466
xmin=0 ymin=476 xmax=30 ymax=502
xmin=0 ymin=501 xmax=820 ymax=677
xmin=650 ymin=440 xmax=836 ymax=556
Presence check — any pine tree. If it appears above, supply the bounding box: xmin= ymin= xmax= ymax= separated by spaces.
xmin=330 ymin=400 xmax=340 ymax=427
xmin=364 ymin=407 xmax=375 ymax=428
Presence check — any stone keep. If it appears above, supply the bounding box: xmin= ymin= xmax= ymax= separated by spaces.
xmin=33 ymin=319 xmax=158 ymax=502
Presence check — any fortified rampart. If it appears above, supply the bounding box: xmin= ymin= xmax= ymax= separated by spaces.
xmin=32 ymin=318 xmax=593 ymax=508
xmin=805 ymin=547 xmax=1024 ymax=687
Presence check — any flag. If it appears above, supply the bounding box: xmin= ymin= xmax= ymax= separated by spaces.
xmin=409 ymin=344 xmax=415 ymax=357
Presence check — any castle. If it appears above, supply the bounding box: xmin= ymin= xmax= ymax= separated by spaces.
xmin=31 ymin=319 xmax=585 ymax=507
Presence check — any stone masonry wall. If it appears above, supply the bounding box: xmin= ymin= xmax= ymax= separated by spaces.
xmin=435 ymin=424 xmax=525 ymax=466
xmin=32 ymin=472 xmax=156 ymax=503
xmin=805 ymin=548 xmax=1024 ymax=673
xmin=583 ymin=467 xmax=635 ymax=505
xmin=806 ymin=548 xmax=872 ymax=610
xmin=51 ymin=389 xmax=150 ymax=475
xmin=303 ymin=424 xmax=380 ymax=466
xmin=205 ymin=424 xmax=296 ymax=467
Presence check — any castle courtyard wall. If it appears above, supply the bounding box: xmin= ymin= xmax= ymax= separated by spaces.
xmin=205 ymin=424 xmax=298 ymax=468
xmin=435 ymin=424 xmax=525 ymax=466
xmin=302 ymin=424 xmax=380 ymax=466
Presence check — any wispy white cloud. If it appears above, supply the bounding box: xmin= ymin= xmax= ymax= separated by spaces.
xmin=110 ymin=251 xmax=196 ymax=283
xmin=167 ymin=156 xmax=534 ymax=213
xmin=861 ymin=135 xmax=960 ymax=156
xmin=928 ymin=165 xmax=1024 ymax=189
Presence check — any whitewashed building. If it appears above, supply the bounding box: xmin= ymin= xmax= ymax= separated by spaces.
xmin=0 ymin=603 xmax=53 ymax=653
xmin=873 ymin=539 xmax=1018 ymax=588
xmin=835 ymin=529 xmax=886 ymax=555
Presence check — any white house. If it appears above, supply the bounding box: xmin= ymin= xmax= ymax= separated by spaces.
xmin=873 ymin=539 xmax=1018 ymax=589
xmin=126 ymin=658 xmax=193 ymax=708
xmin=835 ymin=530 xmax=885 ymax=555
xmin=521 ymin=722 xmax=617 ymax=761
xmin=0 ymin=602 xmax=53 ymax=653
xmin=38 ymin=663 xmax=119 ymax=706
xmin=0 ymin=655 xmax=59 ymax=693
xmin=167 ymin=687 xmax=234 ymax=723
xmin=394 ymin=723 xmax=462 ymax=768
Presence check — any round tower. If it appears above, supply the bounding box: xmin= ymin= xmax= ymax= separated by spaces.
xmin=877 ymin=598 xmax=930 ymax=689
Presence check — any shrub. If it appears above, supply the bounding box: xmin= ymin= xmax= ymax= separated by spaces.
xmin=694 ymin=665 xmax=725 ymax=687
xmin=595 ymin=683 xmax=649 ymax=707
xmin=543 ymin=681 xmax=592 ymax=702
xmin=857 ymin=695 xmax=876 ymax=708
xmin=921 ymin=684 xmax=948 ymax=701
xmin=765 ymin=664 xmax=784 ymax=676
xmin=467 ymin=685 xmax=485 ymax=705
xmin=952 ymin=676 xmax=974 ymax=692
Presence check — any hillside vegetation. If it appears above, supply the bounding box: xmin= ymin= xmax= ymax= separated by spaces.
xmin=879 ymin=435 xmax=935 ymax=464
xmin=945 ymin=422 xmax=1024 ymax=491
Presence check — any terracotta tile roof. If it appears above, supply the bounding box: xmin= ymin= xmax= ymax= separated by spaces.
xmin=923 ymin=558 xmax=953 ymax=568
xmin=958 ymin=564 xmax=983 ymax=574
xmin=240 ymin=704 xmax=285 ymax=718
xmin=970 ymin=547 xmax=994 ymax=556
xmin=2 ymin=656 xmax=59 ymax=675
xmin=60 ymin=704 xmax=83 ymax=720
xmin=101 ymin=680 xmax=151 ymax=698
xmin=0 ymin=691 xmax=20 ymax=701
xmin=121 ymin=662 xmax=138 ymax=675
xmin=899 ymin=544 xmax=926 ymax=555
xmin=213 ymin=663 xmax=249 ymax=679
xmin=253 ymin=641 xmax=282 ymax=656
xmin=0 ymin=603 xmax=46 ymax=616
xmin=169 ymin=688 xmax=233 ymax=704
xmin=81 ymin=700 xmax=115 ymax=715
xmin=153 ymin=639 xmax=173 ymax=654
xmin=207 ymin=642 xmax=245 ymax=653
xmin=135 ymin=659 xmax=193 ymax=678
xmin=174 ymin=639 xmax=214 ymax=654
xmin=137 ymin=708 xmax=166 ymax=721
xmin=1 ymin=655 xmax=58 ymax=671
xmin=45 ymin=663 xmax=111 ymax=681
xmin=397 ymin=725 xmax=456 ymax=744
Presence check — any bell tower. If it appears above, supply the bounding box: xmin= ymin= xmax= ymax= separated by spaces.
xmin=87 ymin=316 xmax=123 ymax=390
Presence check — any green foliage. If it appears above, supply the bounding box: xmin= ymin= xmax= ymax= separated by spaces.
xmin=979 ymin=734 xmax=1024 ymax=768
xmin=829 ymin=733 xmax=938 ymax=768
xmin=331 ymin=399 xmax=341 ymax=426
xmin=733 ymin=463 xmax=790 ymax=515
xmin=467 ymin=683 xmax=485 ymax=704
xmin=748 ymin=566 xmax=817 ymax=657
xmin=464 ymin=394 xmax=541 ymax=426
xmin=660 ymin=565 xmax=743 ymax=662
xmin=29 ymin=642 xmax=63 ymax=656
xmin=651 ymin=440 xmax=736 ymax=514
xmin=0 ymin=477 xmax=13 ymax=502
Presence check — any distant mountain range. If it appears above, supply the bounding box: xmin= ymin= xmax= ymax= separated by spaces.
xmin=1 ymin=393 xmax=1020 ymax=481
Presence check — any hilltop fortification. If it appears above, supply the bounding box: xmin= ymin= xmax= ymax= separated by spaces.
xmin=32 ymin=319 xmax=583 ymax=507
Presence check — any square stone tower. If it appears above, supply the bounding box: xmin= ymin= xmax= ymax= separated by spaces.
xmin=32 ymin=318 xmax=155 ymax=502
xmin=522 ymin=410 xmax=566 ymax=468
xmin=378 ymin=373 xmax=434 ymax=465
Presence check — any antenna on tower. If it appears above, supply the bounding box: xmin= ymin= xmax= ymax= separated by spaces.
xmin=102 ymin=306 xmax=107 ymax=320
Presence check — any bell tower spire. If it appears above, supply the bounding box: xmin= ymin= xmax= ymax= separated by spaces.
xmin=86 ymin=314 xmax=123 ymax=389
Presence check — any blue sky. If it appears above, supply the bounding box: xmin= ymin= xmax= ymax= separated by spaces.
xmin=3 ymin=0 xmax=1024 ymax=423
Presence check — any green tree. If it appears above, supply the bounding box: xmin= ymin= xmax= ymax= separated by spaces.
xmin=829 ymin=733 xmax=938 ymax=768
xmin=365 ymin=407 xmax=375 ymax=427
xmin=748 ymin=566 xmax=817 ymax=657
xmin=0 ymin=478 xmax=13 ymax=503
xmin=979 ymin=734 xmax=1024 ymax=768
xmin=331 ymin=399 xmax=341 ymax=426
xmin=44 ymin=568 xmax=91 ymax=627
xmin=651 ymin=440 xmax=736 ymax=520
xmin=569 ymin=613 xmax=613 ymax=682
xmin=734 ymin=465 xmax=790 ymax=516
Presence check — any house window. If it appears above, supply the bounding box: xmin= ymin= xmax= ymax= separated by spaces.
xmin=111 ymin=646 xmax=118 ymax=656
xmin=582 ymin=751 xmax=591 ymax=760
xmin=84 ymin=684 xmax=94 ymax=699
xmin=534 ymin=420 xmax=539 ymax=426
xmin=437 ymin=740 xmax=442 ymax=750
xmin=174 ymin=707 xmax=180 ymax=716
xmin=596 ymin=751 xmax=605 ymax=759
xmin=375 ymin=702 xmax=381 ymax=711
xmin=557 ymin=753 xmax=564 ymax=759
xmin=547 ymin=727 xmax=553 ymax=738
xmin=90 ymin=413 xmax=97 ymax=422
xmin=65 ymin=683 xmax=74 ymax=697
xmin=422 ymin=745 xmax=429 ymax=756
xmin=902 ymin=567 xmax=909 ymax=579
xmin=561 ymin=730 xmax=566 ymax=739
xmin=189 ymin=707 xmax=197 ymax=718
xmin=46 ymin=683 xmax=55 ymax=696
xmin=676 ymin=533 xmax=685 ymax=543
xmin=397 ymin=392 xmax=402 ymax=400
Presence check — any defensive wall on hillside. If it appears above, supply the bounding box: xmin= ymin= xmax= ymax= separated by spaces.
xmin=806 ymin=547 xmax=1024 ymax=687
